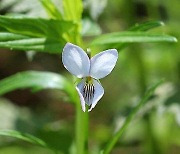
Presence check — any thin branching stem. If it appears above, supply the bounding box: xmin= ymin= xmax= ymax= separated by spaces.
xmin=103 ymin=79 xmax=164 ymax=154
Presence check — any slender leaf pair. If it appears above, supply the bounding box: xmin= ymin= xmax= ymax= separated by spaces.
xmin=0 ymin=18 xmax=177 ymax=54
xmin=90 ymin=21 xmax=177 ymax=51
xmin=0 ymin=16 xmax=76 ymax=53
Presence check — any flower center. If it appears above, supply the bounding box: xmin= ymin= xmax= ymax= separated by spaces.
xmin=83 ymin=81 xmax=95 ymax=106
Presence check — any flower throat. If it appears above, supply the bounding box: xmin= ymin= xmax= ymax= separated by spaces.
xmin=83 ymin=78 xmax=95 ymax=106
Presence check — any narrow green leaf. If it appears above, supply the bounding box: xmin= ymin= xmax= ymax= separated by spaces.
xmin=91 ymin=32 xmax=177 ymax=46
xmin=0 ymin=16 xmax=75 ymax=39
xmin=63 ymin=0 xmax=83 ymax=21
xmin=90 ymin=21 xmax=177 ymax=51
xmin=0 ymin=32 xmax=29 ymax=41
xmin=0 ymin=130 xmax=48 ymax=148
xmin=113 ymin=21 xmax=165 ymax=50
xmin=129 ymin=21 xmax=164 ymax=31
xmin=0 ymin=71 xmax=73 ymax=99
xmin=39 ymin=0 xmax=63 ymax=19
xmin=0 ymin=36 xmax=65 ymax=53
xmin=102 ymin=79 xmax=164 ymax=154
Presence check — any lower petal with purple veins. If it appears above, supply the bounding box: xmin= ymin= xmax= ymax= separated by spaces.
xmin=76 ymin=78 xmax=104 ymax=112
xmin=88 ymin=79 xmax=104 ymax=112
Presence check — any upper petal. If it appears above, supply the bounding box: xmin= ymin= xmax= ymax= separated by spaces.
xmin=62 ymin=43 xmax=90 ymax=78
xmin=88 ymin=79 xmax=104 ymax=112
xmin=76 ymin=79 xmax=86 ymax=112
xmin=90 ymin=49 xmax=118 ymax=79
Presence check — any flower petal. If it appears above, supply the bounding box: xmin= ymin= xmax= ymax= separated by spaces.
xmin=62 ymin=43 xmax=90 ymax=78
xmin=76 ymin=79 xmax=86 ymax=112
xmin=88 ymin=79 xmax=104 ymax=112
xmin=90 ymin=49 xmax=118 ymax=79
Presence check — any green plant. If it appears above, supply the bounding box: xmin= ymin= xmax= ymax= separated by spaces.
xmin=0 ymin=0 xmax=177 ymax=154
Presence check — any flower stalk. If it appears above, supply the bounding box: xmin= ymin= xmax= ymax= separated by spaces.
xmin=75 ymin=95 xmax=89 ymax=154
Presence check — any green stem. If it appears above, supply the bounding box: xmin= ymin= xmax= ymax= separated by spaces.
xmin=103 ymin=80 xmax=163 ymax=154
xmin=74 ymin=20 xmax=88 ymax=153
xmin=144 ymin=114 xmax=162 ymax=154
xmin=75 ymin=96 xmax=89 ymax=154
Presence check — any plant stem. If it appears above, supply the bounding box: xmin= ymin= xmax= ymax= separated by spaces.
xmin=74 ymin=18 xmax=88 ymax=153
xmin=103 ymin=80 xmax=163 ymax=154
xmin=75 ymin=95 xmax=89 ymax=154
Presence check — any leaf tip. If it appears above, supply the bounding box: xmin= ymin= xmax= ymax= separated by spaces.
xmin=159 ymin=21 xmax=165 ymax=26
xmin=173 ymin=37 xmax=178 ymax=42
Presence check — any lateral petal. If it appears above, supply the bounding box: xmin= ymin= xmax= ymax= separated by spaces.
xmin=62 ymin=43 xmax=90 ymax=78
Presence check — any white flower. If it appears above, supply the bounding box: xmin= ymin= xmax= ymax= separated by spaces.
xmin=62 ymin=43 xmax=118 ymax=112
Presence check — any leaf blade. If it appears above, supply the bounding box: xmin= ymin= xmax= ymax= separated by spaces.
xmin=39 ymin=0 xmax=63 ymax=19
xmin=0 ymin=71 xmax=73 ymax=98
xmin=91 ymin=32 xmax=177 ymax=46
xmin=0 ymin=32 xmax=29 ymax=41
xmin=129 ymin=21 xmax=164 ymax=31
xmin=0 ymin=16 xmax=75 ymax=39
xmin=63 ymin=0 xmax=83 ymax=21
xmin=0 ymin=36 xmax=65 ymax=53
xmin=90 ymin=21 xmax=177 ymax=51
xmin=113 ymin=21 xmax=166 ymax=50
xmin=0 ymin=130 xmax=48 ymax=148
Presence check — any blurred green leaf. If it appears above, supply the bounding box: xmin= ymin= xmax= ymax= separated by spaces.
xmin=90 ymin=21 xmax=177 ymax=51
xmin=0 ymin=36 xmax=65 ymax=53
xmin=0 ymin=16 xmax=75 ymax=39
xmin=0 ymin=130 xmax=48 ymax=148
xmin=81 ymin=18 xmax=102 ymax=36
xmin=0 ymin=71 xmax=73 ymax=99
xmin=113 ymin=21 xmax=166 ymax=50
xmin=102 ymin=79 xmax=164 ymax=154
xmin=0 ymin=32 xmax=29 ymax=41
xmin=84 ymin=0 xmax=108 ymax=20
xmin=91 ymin=32 xmax=177 ymax=46
xmin=0 ymin=16 xmax=76 ymax=53
xmin=129 ymin=21 xmax=164 ymax=31
xmin=39 ymin=0 xmax=63 ymax=19
xmin=63 ymin=0 xmax=83 ymax=21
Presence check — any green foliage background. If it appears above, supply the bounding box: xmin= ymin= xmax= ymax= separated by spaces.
xmin=0 ymin=0 xmax=179 ymax=154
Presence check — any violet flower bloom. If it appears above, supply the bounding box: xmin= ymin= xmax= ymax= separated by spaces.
xmin=62 ymin=43 xmax=118 ymax=112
